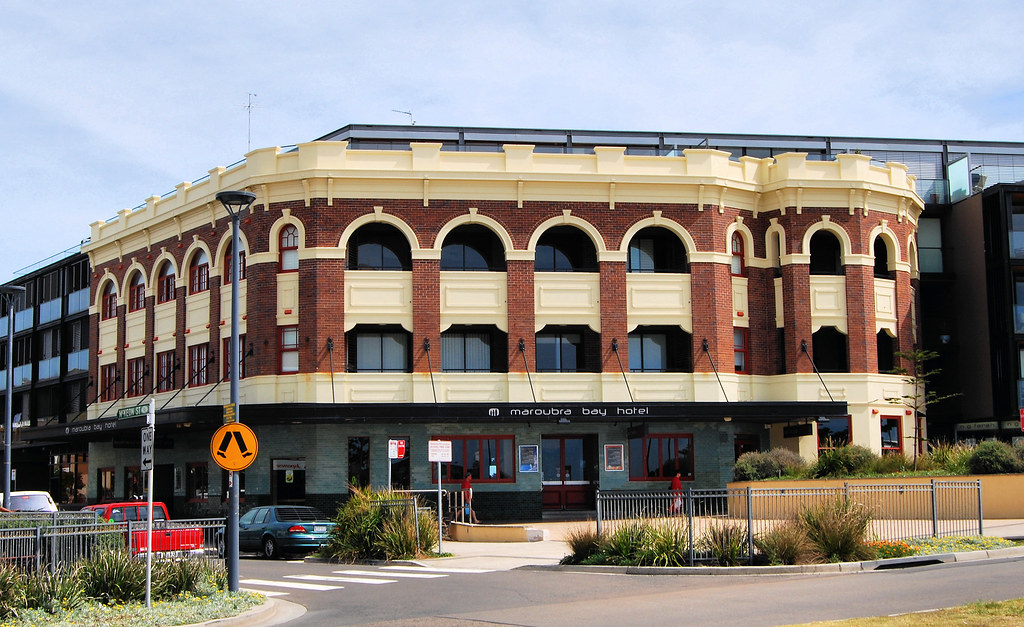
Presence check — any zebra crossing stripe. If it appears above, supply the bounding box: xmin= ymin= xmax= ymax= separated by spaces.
xmin=286 ymin=574 xmax=396 ymax=585
xmin=240 ymin=578 xmax=343 ymax=591
xmin=380 ymin=565 xmax=494 ymax=574
xmin=333 ymin=569 xmax=447 ymax=579
xmin=242 ymin=588 xmax=289 ymax=597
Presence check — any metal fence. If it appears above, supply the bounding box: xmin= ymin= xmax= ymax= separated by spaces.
xmin=596 ymin=480 xmax=983 ymax=565
xmin=0 ymin=517 xmax=225 ymax=574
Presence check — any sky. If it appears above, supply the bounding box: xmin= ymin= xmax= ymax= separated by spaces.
xmin=2 ymin=1 xmax=1023 ymax=281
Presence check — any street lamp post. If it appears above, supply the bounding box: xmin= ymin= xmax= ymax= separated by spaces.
xmin=215 ymin=190 xmax=256 ymax=592
xmin=1 ymin=285 xmax=26 ymax=509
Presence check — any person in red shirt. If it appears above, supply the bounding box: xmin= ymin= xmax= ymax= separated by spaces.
xmin=669 ymin=472 xmax=683 ymax=514
xmin=461 ymin=473 xmax=479 ymax=523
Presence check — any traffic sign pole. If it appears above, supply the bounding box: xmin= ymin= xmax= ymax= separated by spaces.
xmin=145 ymin=398 xmax=155 ymax=608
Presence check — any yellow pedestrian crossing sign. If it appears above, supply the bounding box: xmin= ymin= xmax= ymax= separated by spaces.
xmin=210 ymin=423 xmax=258 ymax=471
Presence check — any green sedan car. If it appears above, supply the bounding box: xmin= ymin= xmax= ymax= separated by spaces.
xmin=218 ymin=505 xmax=335 ymax=558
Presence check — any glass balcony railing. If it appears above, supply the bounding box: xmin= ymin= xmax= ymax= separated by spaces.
xmin=38 ymin=298 xmax=61 ymax=324
xmin=14 ymin=308 xmax=33 ymax=332
xmin=1016 ymin=307 xmax=1024 ymax=334
xmin=67 ymin=287 xmax=90 ymax=315
xmin=12 ymin=364 xmax=31 ymax=387
xmin=37 ymin=356 xmax=60 ymax=381
xmin=67 ymin=349 xmax=88 ymax=374
xmin=1012 ymin=232 xmax=1024 ymax=260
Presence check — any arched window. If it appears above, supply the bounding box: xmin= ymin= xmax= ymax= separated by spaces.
xmin=767 ymin=231 xmax=782 ymax=277
xmin=627 ymin=227 xmax=688 ymax=273
xmin=347 ymin=224 xmax=411 ymax=271
xmin=809 ymin=231 xmax=842 ymax=275
xmin=189 ymin=251 xmax=210 ymax=294
xmin=279 ymin=225 xmax=299 ymax=272
xmin=812 ymin=326 xmax=848 ymax=372
xmin=535 ymin=226 xmax=597 ymax=272
xmin=156 ymin=261 xmax=176 ymax=304
xmin=127 ymin=273 xmax=146 ymax=312
xmin=730 ymin=232 xmax=745 ymax=276
xmin=224 ymin=245 xmax=246 ymax=284
xmin=873 ymin=237 xmax=893 ymax=279
xmin=100 ymin=282 xmax=118 ymax=320
xmin=441 ymin=225 xmax=505 ymax=271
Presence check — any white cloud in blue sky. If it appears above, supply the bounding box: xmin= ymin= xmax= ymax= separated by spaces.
xmin=2 ymin=1 xmax=1023 ymax=278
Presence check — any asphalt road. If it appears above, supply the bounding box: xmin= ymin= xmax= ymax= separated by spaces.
xmin=238 ymin=555 xmax=1024 ymax=626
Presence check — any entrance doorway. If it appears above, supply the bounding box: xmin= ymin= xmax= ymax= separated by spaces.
xmin=271 ymin=459 xmax=306 ymax=505
xmin=541 ymin=435 xmax=597 ymax=510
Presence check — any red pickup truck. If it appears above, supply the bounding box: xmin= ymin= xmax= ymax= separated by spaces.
xmin=82 ymin=502 xmax=206 ymax=556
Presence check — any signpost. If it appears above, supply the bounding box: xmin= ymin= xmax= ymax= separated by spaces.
xmin=143 ymin=399 xmax=155 ymax=608
xmin=117 ymin=404 xmax=149 ymax=420
xmin=428 ymin=440 xmax=452 ymax=554
xmin=387 ymin=439 xmax=405 ymax=490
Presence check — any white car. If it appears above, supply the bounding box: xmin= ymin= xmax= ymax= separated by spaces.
xmin=3 ymin=491 xmax=57 ymax=512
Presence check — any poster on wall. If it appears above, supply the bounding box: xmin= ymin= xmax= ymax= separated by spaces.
xmin=604 ymin=444 xmax=624 ymax=472
xmin=519 ymin=445 xmax=539 ymax=472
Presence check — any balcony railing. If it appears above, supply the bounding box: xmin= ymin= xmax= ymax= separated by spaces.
xmin=67 ymin=349 xmax=88 ymax=374
xmin=38 ymin=298 xmax=61 ymax=325
xmin=37 ymin=356 xmax=60 ymax=381
xmin=67 ymin=287 xmax=90 ymax=315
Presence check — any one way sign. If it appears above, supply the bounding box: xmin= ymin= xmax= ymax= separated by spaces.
xmin=141 ymin=426 xmax=155 ymax=471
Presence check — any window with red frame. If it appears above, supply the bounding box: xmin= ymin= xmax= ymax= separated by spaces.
xmin=280 ymin=327 xmax=298 ymax=373
xmin=126 ymin=357 xmax=145 ymax=397
xmin=188 ymin=343 xmax=209 ymax=387
xmin=99 ymin=364 xmax=118 ymax=401
xmin=733 ymin=328 xmax=749 ymax=374
xmin=223 ymin=247 xmax=247 ymax=283
xmin=817 ymin=416 xmax=852 ymax=451
xmin=156 ymin=350 xmax=176 ymax=392
xmin=431 ymin=436 xmax=515 ymax=483
xmin=223 ymin=334 xmax=246 ymax=380
xmin=186 ymin=462 xmax=208 ymax=501
xmin=730 ymin=232 xmax=745 ymax=276
xmin=100 ymin=283 xmax=118 ymax=320
xmin=880 ymin=416 xmax=903 ymax=455
xmin=127 ymin=273 xmax=146 ymax=312
xmin=629 ymin=433 xmax=694 ymax=480
xmin=188 ymin=251 xmax=209 ymax=294
xmin=156 ymin=262 xmax=176 ymax=304
xmin=279 ymin=225 xmax=299 ymax=272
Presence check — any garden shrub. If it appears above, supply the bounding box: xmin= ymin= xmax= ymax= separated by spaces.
xmin=812 ymin=445 xmax=877 ymax=478
xmin=699 ymin=521 xmax=748 ymax=566
xmin=868 ymin=540 xmax=915 ymax=559
xmin=323 ymin=486 xmax=437 ymax=561
xmin=153 ymin=557 xmax=223 ymax=599
xmin=968 ymin=440 xmax=1023 ymax=475
xmin=921 ymin=441 xmax=974 ymax=475
xmin=734 ymin=448 xmax=806 ymax=481
xmin=753 ymin=521 xmax=815 ymax=565
xmin=601 ymin=520 xmax=650 ymax=565
xmin=636 ymin=521 xmax=689 ymax=567
xmin=798 ymin=498 xmax=874 ymax=563
xmin=0 ymin=563 xmax=25 ymax=619
xmin=23 ymin=567 xmax=87 ymax=615
xmin=871 ymin=452 xmax=912 ymax=475
xmin=77 ymin=548 xmax=146 ymax=604
xmin=562 ymin=526 xmax=603 ymax=565
xmin=768 ymin=448 xmax=807 ymax=476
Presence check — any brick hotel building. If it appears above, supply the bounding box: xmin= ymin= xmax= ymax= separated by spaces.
xmin=7 ymin=126 xmax=926 ymax=519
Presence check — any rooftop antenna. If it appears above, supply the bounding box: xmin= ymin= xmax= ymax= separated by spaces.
xmin=392 ymin=109 xmax=415 ymax=125
xmin=245 ymin=93 xmax=258 ymax=152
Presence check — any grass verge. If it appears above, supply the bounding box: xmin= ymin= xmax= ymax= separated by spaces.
xmin=792 ymin=597 xmax=1024 ymax=626
xmin=0 ymin=591 xmax=263 ymax=627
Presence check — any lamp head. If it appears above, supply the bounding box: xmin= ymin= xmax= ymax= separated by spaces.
xmin=216 ymin=190 xmax=257 ymax=217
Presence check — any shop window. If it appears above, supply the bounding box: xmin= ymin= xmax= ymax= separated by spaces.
xmin=347 ymin=223 xmax=411 ymax=271
xmin=279 ymin=225 xmax=300 ymax=272
xmin=99 ymin=364 xmax=118 ymax=402
xmin=809 ymin=231 xmax=842 ymax=275
xmin=812 ymin=326 xmax=848 ymax=372
xmin=98 ymin=467 xmax=114 ymax=502
xmin=441 ymin=326 xmax=507 ymax=372
xmin=432 ymin=435 xmax=515 ymax=483
xmin=188 ymin=251 xmax=210 ymax=294
xmin=873 ymin=237 xmax=893 ymax=279
xmin=156 ymin=350 xmax=176 ymax=393
xmin=880 ymin=416 xmax=903 ymax=455
xmin=156 ymin=261 xmax=176 ymax=304
xmin=535 ymin=226 xmax=597 ymax=272
xmin=188 ymin=343 xmax=210 ymax=387
xmin=100 ymin=282 xmax=117 ymax=320
xmin=628 ymin=326 xmax=692 ymax=372
xmin=347 ymin=326 xmax=411 ymax=372
xmin=536 ymin=326 xmax=599 ymax=372
xmin=441 ymin=225 xmax=506 ymax=271
xmin=730 ymin=232 xmax=745 ymax=276
xmin=733 ymin=328 xmax=749 ymax=374
xmin=817 ymin=416 xmax=852 ymax=451
xmin=627 ymin=227 xmax=688 ymax=273
xmin=280 ymin=327 xmax=299 ymax=373
xmin=629 ymin=433 xmax=694 ymax=480
xmin=348 ymin=437 xmax=370 ymax=488
xmin=128 ymin=272 xmax=146 ymax=312
xmin=877 ymin=330 xmax=896 ymax=373
xmin=187 ymin=463 xmax=209 ymax=501
xmin=126 ymin=357 xmax=146 ymax=397
xmin=223 ymin=334 xmax=247 ymax=380
xmin=223 ymin=246 xmax=246 ymax=283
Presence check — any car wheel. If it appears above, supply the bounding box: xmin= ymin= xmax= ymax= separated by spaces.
xmin=263 ymin=536 xmax=278 ymax=559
